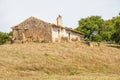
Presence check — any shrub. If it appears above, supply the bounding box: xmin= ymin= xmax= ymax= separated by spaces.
xmin=0 ymin=32 xmax=11 ymax=45
xmin=91 ymin=34 xmax=102 ymax=42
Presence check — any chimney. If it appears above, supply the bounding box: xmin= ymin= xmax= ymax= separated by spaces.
xmin=57 ymin=15 xmax=62 ymax=26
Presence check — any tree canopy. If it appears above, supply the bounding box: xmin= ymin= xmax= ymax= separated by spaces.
xmin=76 ymin=14 xmax=120 ymax=44
xmin=111 ymin=16 xmax=120 ymax=43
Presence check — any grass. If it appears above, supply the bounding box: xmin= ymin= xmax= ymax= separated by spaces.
xmin=0 ymin=42 xmax=120 ymax=80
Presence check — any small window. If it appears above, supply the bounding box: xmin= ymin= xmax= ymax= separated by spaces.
xmin=58 ymin=29 xmax=60 ymax=37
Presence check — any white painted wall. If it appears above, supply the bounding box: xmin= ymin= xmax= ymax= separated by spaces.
xmin=66 ymin=30 xmax=81 ymax=41
xmin=51 ymin=27 xmax=81 ymax=42
xmin=51 ymin=27 xmax=61 ymax=42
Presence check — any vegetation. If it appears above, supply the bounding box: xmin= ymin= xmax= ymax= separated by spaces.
xmin=0 ymin=42 xmax=120 ymax=80
xmin=76 ymin=13 xmax=120 ymax=43
xmin=112 ymin=16 xmax=120 ymax=44
xmin=0 ymin=31 xmax=12 ymax=45
xmin=0 ymin=14 xmax=120 ymax=44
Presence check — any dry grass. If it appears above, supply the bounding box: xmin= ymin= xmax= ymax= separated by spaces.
xmin=0 ymin=42 xmax=120 ymax=80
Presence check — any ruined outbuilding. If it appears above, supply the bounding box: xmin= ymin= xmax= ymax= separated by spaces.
xmin=11 ymin=15 xmax=84 ymax=43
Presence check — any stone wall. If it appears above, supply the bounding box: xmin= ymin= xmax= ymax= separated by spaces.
xmin=12 ymin=17 xmax=52 ymax=42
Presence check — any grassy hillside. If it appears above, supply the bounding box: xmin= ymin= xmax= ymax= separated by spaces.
xmin=0 ymin=42 xmax=120 ymax=80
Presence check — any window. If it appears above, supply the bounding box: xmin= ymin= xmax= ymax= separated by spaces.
xmin=58 ymin=29 xmax=60 ymax=37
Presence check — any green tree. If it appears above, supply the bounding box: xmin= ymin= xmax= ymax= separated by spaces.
xmin=112 ymin=16 xmax=120 ymax=43
xmin=76 ymin=16 xmax=117 ymax=42
xmin=76 ymin=16 xmax=104 ymax=41
xmin=100 ymin=19 xmax=115 ymax=41
xmin=91 ymin=34 xmax=102 ymax=42
xmin=0 ymin=31 xmax=12 ymax=45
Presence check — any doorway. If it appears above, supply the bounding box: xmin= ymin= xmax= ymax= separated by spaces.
xmin=68 ymin=33 xmax=70 ymax=41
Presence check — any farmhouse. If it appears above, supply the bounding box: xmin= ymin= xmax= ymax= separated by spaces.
xmin=11 ymin=15 xmax=84 ymax=43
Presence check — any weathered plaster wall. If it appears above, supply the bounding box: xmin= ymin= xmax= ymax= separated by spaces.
xmin=12 ymin=17 xmax=52 ymax=42
xmin=51 ymin=27 xmax=61 ymax=42
xmin=51 ymin=26 xmax=82 ymax=42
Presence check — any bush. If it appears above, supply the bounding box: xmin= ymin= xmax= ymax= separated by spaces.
xmin=0 ymin=31 xmax=12 ymax=45
xmin=91 ymin=34 xmax=102 ymax=42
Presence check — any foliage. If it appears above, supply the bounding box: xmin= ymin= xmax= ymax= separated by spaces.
xmin=76 ymin=16 xmax=104 ymax=41
xmin=8 ymin=31 xmax=13 ymax=36
xmin=76 ymin=14 xmax=120 ymax=43
xmin=91 ymin=34 xmax=102 ymax=42
xmin=111 ymin=16 xmax=120 ymax=44
xmin=0 ymin=31 xmax=12 ymax=45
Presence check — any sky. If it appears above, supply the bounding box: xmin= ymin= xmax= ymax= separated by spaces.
xmin=0 ymin=0 xmax=120 ymax=32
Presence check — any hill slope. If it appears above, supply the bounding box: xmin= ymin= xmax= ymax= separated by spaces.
xmin=0 ymin=42 xmax=120 ymax=80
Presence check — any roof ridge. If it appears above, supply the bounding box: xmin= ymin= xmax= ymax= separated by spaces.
xmin=11 ymin=16 xmax=84 ymax=35
xmin=27 ymin=16 xmax=50 ymax=24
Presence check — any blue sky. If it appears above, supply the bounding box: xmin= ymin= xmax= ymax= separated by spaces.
xmin=0 ymin=0 xmax=120 ymax=32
